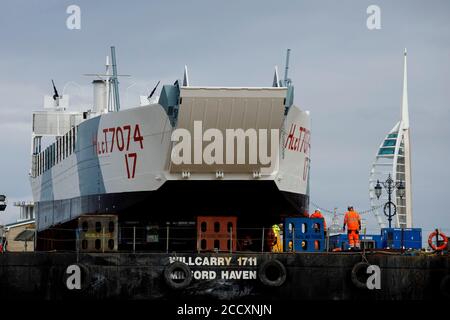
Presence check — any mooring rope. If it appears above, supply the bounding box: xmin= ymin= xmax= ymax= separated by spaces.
xmin=310 ymin=201 xmax=383 ymax=216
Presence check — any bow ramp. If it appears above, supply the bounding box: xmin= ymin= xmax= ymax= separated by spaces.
xmin=170 ymin=86 xmax=288 ymax=174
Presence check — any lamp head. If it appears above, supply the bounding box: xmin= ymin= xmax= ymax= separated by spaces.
xmin=397 ymin=181 xmax=405 ymax=199
xmin=374 ymin=180 xmax=382 ymax=199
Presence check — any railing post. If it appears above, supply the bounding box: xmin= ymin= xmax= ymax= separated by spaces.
xmin=102 ymin=226 xmax=105 ymax=253
xmin=292 ymin=227 xmax=295 ymax=252
xmin=363 ymin=227 xmax=367 ymax=255
xmin=166 ymin=226 xmax=169 ymax=253
xmin=401 ymin=228 xmax=404 ymax=254
xmin=76 ymin=227 xmax=80 ymax=263
xmin=133 ymin=226 xmax=136 ymax=253
xmin=261 ymin=227 xmax=265 ymax=253
xmin=435 ymin=229 xmax=439 ymax=252
xmin=118 ymin=226 xmax=121 ymax=248
xmin=229 ymin=226 xmax=232 ymax=254
xmin=34 ymin=228 xmax=37 ymax=251
xmin=75 ymin=228 xmax=79 ymax=253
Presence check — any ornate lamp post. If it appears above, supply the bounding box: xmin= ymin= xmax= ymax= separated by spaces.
xmin=374 ymin=174 xmax=405 ymax=228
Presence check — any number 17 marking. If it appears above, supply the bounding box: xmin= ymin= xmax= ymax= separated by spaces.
xmin=124 ymin=153 xmax=137 ymax=179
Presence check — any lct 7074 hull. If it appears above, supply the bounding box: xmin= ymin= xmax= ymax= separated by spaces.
xmin=31 ymin=85 xmax=311 ymax=233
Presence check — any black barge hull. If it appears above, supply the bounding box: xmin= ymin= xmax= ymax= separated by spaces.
xmin=0 ymin=252 xmax=448 ymax=300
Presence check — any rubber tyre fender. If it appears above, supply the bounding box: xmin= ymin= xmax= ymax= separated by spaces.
xmin=351 ymin=262 xmax=370 ymax=290
xmin=258 ymin=259 xmax=287 ymax=287
xmin=164 ymin=261 xmax=193 ymax=290
xmin=440 ymin=275 xmax=450 ymax=299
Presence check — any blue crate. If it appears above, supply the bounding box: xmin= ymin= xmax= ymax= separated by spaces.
xmin=381 ymin=228 xmax=422 ymax=249
xmin=359 ymin=234 xmax=383 ymax=248
xmin=284 ymin=217 xmax=325 ymax=252
xmin=329 ymin=234 xmax=348 ymax=250
xmin=329 ymin=233 xmax=383 ymax=250
xmin=284 ymin=217 xmax=325 ymax=237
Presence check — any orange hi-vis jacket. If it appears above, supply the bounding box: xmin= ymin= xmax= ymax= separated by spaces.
xmin=310 ymin=211 xmax=327 ymax=229
xmin=344 ymin=210 xmax=361 ymax=231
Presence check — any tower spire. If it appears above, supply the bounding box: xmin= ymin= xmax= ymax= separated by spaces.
xmin=401 ymin=48 xmax=413 ymax=228
xmin=369 ymin=49 xmax=413 ymax=229
xmin=402 ymin=48 xmax=409 ymax=129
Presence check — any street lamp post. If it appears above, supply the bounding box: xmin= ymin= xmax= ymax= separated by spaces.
xmin=374 ymin=174 xmax=405 ymax=228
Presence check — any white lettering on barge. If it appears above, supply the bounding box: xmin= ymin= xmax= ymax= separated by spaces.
xmin=221 ymin=270 xmax=257 ymax=280
xmin=169 ymin=256 xmax=234 ymax=266
xmin=169 ymin=256 xmax=258 ymax=280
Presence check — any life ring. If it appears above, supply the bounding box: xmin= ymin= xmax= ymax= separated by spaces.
xmin=163 ymin=261 xmax=192 ymax=290
xmin=62 ymin=263 xmax=90 ymax=291
xmin=258 ymin=259 xmax=287 ymax=287
xmin=428 ymin=231 xmax=448 ymax=251
xmin=351 ymin=262 xmax=370 ymax=289
xmin=440 ymin=275 xmax=450 ymax=299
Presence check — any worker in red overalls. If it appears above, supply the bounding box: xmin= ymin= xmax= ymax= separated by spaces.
xmin=343 ymin=206 xmax=361 ymax=251
xmin=310 ymin=209 xmax=327 ymax=232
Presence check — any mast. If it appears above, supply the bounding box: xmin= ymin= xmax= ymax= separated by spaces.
xmin=105 ymin=55 xmax=112 ymax=112
xmin=284 ymin=49 xmax=291 ymax=86
xmin=282 ymin=49 xmax=294 ymax=115
xmin=110 ymin=46 xmax=121 ymax=112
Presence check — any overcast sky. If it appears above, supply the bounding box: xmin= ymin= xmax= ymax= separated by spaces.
xmin=0 ymin=0 xmax=449 ymax=234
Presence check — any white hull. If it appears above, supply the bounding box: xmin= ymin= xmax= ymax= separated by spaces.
xmin=30 ymin=83 xmax=311 ymax=231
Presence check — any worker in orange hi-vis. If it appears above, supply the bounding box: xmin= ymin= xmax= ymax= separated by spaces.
xmin=343 ymin=206 xmax=361 ymax=251
xmin=310 ymin=209 xmax=327 ymax=250
xmin=310 ymin=209 xmax=327 ymax=230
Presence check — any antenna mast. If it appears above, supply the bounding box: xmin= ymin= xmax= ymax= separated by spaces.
xmin=106 ymin=55 xmax=112 ymax=112
xmin=110 ymin=46 xmax=121 ymax=112
xmin=284 ymin=48 xmax=291 ymax=87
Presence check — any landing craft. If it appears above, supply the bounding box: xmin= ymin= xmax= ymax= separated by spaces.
xmin=29 ymin=47 xmax=311 ymax=251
